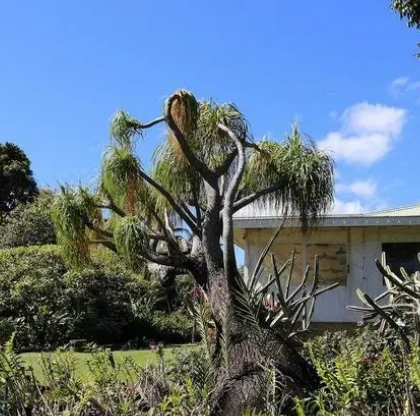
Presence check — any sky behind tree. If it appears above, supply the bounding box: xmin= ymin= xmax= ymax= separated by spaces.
xmin=0 ymin=0 xmax=419 ymax=214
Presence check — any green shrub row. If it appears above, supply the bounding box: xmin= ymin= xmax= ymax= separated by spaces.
xmin=0 ymin=245 xmax=193 ymax=351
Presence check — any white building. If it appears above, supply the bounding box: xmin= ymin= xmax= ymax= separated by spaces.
xmin=233 ymin=204 xmax=420 ymax=324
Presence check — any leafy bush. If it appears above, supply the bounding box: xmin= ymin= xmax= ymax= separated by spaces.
xmin=0 ymin=189 xmax=56 ymax=248
xmin=0 ymin=245 xmax=192 ymax=351
xmin=303 ymin=328 xmax=413 ymax=416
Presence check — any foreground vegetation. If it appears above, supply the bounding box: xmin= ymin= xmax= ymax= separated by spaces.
xmin=1 ymin=326 xmax=420 ymax=416
xmin=2 ymin=245 xmax=419 ymax=415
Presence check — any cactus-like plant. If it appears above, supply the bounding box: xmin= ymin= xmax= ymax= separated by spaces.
xmin=348 ymin=252 xmax=420 ymax=350
xmin=245 ymin=224 xmax=339 ymax=345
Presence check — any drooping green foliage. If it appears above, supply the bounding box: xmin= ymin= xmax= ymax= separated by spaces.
xmin=0 ymin=142 xmax=38 ymax=222
xmin=101 ymin=146 xmax=145 ymax=215
xmin=241 ymin=126 xmax=334 ymax=222
xmin=0 ymin=189 xmax=56 ymax=248
xmin=114 ymin=216 xmax=149 ymax=271
xmin=151 ymin=140 xmax=203 ymax=211
xmin=110 ymin=110 xmax=145 ymax=147
xmin=191 ymin=101 xmax=249 ymax=167
xmin=52 ymin=186 xmax=99 ymax=266
xmin=151 ymin=99 xmax=249 ymax=211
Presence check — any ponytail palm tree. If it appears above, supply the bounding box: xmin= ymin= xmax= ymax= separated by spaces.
xmin=53 ymin=90 xmax=334 ymax=415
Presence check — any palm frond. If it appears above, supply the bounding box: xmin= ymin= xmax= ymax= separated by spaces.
xmin=194 ymin=101 xmax=250 ymax=169
xmin=241 ymin=125 xmax=334 ymax=224
xmin=51 ymin=186 xmax=99 ymax=267
xmin=110 ymin=110 xmax=144 ymax=147
xmin=151 ymin=140 xmax=204 ymax=214
xmin=114 ymin=216 xmax=149 ymax=271
xmin=101 ymin=145 xmax=148 ymax=216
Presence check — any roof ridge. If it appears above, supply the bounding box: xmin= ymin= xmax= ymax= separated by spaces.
xmin=364 ymin=203 xmax=420 ymax=215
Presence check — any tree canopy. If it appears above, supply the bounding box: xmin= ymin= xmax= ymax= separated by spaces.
xmin=0 ymin=189 xmax=56 ymax=248
xmin=391 ymin=0 xmax=420 ymax=54
xmin=53 ymin=91 xmax=334 ymax=279
xmin=0 ymin=142 xmax=38 ymax=222
xmin=392 ymin=0 xmax=420 ymax=27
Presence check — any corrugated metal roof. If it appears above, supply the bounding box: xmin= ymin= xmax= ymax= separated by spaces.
xmin=233 ymin=204 xmax=420 ymax=230
xmin=364 ymin=204 xmax=420 ymax=217
xmin=234 ymin=203 xmax=420 ymax=219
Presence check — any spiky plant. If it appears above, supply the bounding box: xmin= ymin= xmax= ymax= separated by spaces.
xmin=348 ymin=252 xmax=420 ymax=351
xmin=246 ymin=224 xmax=339 ymax=345
xmin=348 ymin=252 xmax=420 ymax=416
xmin=52 ymin=89 xmax=334 ymax=415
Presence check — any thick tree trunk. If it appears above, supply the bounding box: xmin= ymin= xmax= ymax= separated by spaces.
xmin=206 ymin=271 xmax=319 ymax=416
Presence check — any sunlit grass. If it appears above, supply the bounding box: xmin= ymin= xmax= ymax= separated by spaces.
xmin=21 ymin=344 xmax=195 ymax=381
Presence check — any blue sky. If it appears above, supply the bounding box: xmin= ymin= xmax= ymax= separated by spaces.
xmin=0 ymin=1 xmax=419 ymax=214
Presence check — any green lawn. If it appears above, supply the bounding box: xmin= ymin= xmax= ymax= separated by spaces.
xmin=21 ymin=345 xmax=195 ymax=381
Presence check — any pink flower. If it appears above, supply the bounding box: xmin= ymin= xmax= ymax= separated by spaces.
xmin=189 ymin=286 xmax=204 ymax=300
xmin=264 ymin=294 xmax=280 ymax=312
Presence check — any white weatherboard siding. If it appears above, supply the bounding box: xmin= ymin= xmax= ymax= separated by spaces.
xmin=235 ymin=225 xmax=420 ymax=323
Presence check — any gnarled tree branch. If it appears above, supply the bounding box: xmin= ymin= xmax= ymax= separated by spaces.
xmin=233 ymin=184 xmax=281 ymax=213
xmin=138 ymin=170 xmax=200 ymax=236
xmin=132 ymin=115 xmax=166 ymax=130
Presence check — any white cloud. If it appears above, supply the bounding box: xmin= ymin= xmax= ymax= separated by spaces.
xmin=320 ymin=132 xmax=392 ymax=165
xmin=331 ymin=198 xmax=389 ymax=215
xmin=389 ymin=76 xmax=420 ymax=97
xmin=389 ymin=76 xmax=410 ymax=97
xmin=336 ymin=179 xmax=377 ymax=198
xmin=332 ymin=199 xmax=366 ymax=214
xmin=318 ymin=102 xmax=407 ymax=165
xmin=342 ymin=103 xmax=406 ymax=136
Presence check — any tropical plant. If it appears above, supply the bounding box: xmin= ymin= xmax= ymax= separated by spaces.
xmin=0 ymin=142 xmax=38 ymax=223
xmin=246 ymin=223 xmax=339 ymax=346
xmin=52 ymin=89 xmax=334 ymax=415
xmin=347 ymin=252 xmax=420 ymax=415
xmin=348 ymin=252 xmax=420 ymax=350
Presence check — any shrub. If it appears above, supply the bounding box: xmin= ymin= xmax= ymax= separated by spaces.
xmin=0 ymin=245 xmax=192 ymax=351
xmin=0 ymin=189 xmax=56 ymax=248
xmin=303 ymin=328 xmax=410 ymax=416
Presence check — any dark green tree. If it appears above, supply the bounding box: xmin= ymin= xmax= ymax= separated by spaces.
xmin=0 ymin=142 xmax=38 ymax=222
xmin=391 ymin=0 xmax=420 ymax=54
xmin=392 ymin=0 xmax=420 ymax=27
xmin=0 ymin=190 xmax=56 ymax=248
xmin=52 ymin=90 xmax=334 ymax=415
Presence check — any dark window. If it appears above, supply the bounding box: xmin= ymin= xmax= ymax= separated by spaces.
xmin=382 ymin=243 xmax=420 ymax=277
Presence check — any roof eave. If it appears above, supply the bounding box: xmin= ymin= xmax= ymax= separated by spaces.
xmin=233 ymin=215 xmax=420 ymax=229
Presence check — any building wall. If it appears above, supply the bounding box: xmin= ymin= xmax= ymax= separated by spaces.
xmin=241 ymin=225 xmax=420 ymax=323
